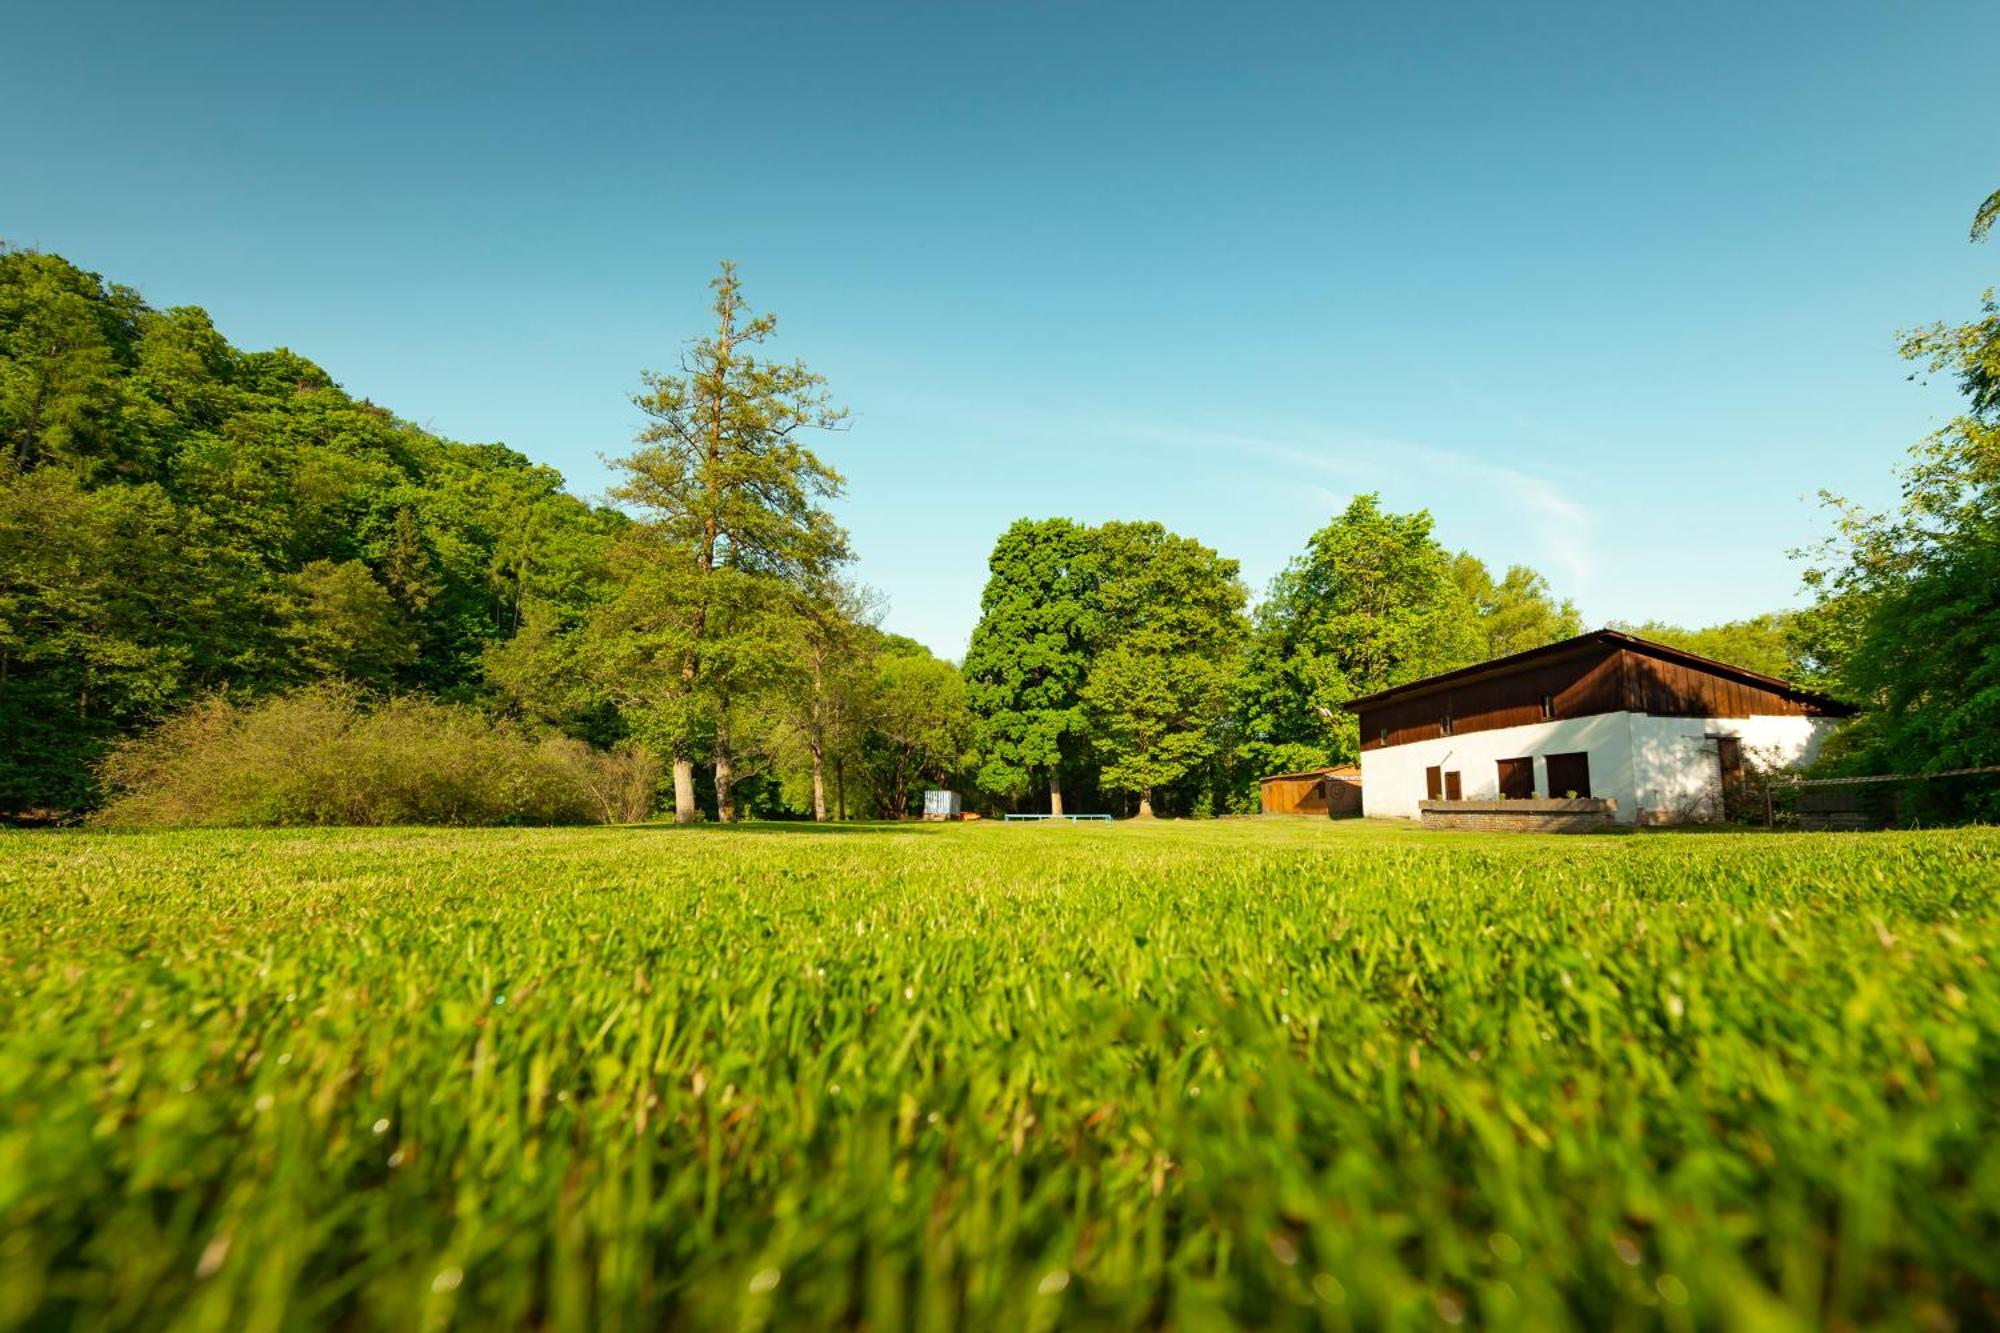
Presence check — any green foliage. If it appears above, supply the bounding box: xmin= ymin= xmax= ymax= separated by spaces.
xmin=1 ymin=821 xmax=1995 ymax=1328
xmin=1613 ymin=612 xmax=1803 ymax=681
xmin=1800 ymin=411 xmax=2000 ymax=799
xmin=1079 ymin=522 xmax=1246 ymax=813
xmin=1452 ymin=554 xmax=1584 ymax=659
xmin=1976 ymin=187 xmax=2000 ymax=243
xmin=0 ymin=246 xmax=619 ymax=815
xmin=0 ymin=250 xmax=146 ymax=477
xmin=758 ymin=578 xmax=871 ymax=821
xmin=1237 ymin=495 xmax=1483 ymax=777
xmin=280 ymin=559 xmax=420 ymax=684
xmin=964 ymin=518 xmax=1248 ymax=816
xmin=590 ymin=263 xmax=849 ymax=822
xmin=850 ymin=639 xmax=976 ymax=818
xmin=93 ymin=685 xmax=658 ymax=828
xmin=1796 ymin=192 xmax=2000 ymax=812
xmin=0 ymin=466 xmax=188 ymax=811
xmin=962 ymin=518 xmax=1094 ymax=802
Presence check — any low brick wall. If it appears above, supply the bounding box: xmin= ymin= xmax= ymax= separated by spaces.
xmin=1418 ymin=797 xmax=1619 ymax=833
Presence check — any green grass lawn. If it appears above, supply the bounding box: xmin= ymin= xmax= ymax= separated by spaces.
xmin=2 ymin=819 xmax=1996 ymax=1331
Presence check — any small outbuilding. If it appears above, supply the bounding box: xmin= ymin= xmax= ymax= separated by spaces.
xmin=922 ymin=790 xmax=962 ymax=821
xmin=1258 ymin=765 xmax=1363 ymax=818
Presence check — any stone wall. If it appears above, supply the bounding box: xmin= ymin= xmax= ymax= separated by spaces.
xmin=1418 ymin=797 xmax=1619 ymax=833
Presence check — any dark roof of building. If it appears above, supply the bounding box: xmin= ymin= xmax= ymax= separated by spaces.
xmin=1259 ymin=764 xmax=1362 ymax=783
xmin=1339 ymin=629 xmax=1856 ymax=716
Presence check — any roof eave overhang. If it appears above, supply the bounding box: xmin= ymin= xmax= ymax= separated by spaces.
xmin=1339 ymin=629 xmax=1857 ymax=718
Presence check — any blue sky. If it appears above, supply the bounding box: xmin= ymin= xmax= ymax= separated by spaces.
xmin=7 ymin=1 xmax=1994 ymax=657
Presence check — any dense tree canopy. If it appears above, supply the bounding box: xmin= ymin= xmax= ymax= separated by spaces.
xmin=962 ymin=518 xmax=1095 ymax=813
xmin=1452 ymin=555 xmax=1584 ymax=660
xmin=850 ymin=634 xmax=976 ymax=819
xmin=963 ymin=518 xmax=1252 ymax=817
xmin=0 ymin=244 xmax=960 ymax=824
xmin=1235 ymin=495 xmax=1484 ymax=777
xmin=0 ymin=247 xmax=618 ymax=815
xmin=1080 ymin=522 xmax=1245 ymax=817
xmin=1611 ymin=613 xmax=1803 ymax=682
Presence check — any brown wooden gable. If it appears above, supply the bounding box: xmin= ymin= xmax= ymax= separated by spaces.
xmin=1345 ymin=631 xmax=1853 ymax=751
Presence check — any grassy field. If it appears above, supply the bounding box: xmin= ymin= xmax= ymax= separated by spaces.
xmin=2 ymin=819 xmax=1996 ymax=1331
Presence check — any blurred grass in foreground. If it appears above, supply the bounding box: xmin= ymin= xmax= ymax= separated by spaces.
xmin=1 ymin=819 xmax=1996 ymax=1331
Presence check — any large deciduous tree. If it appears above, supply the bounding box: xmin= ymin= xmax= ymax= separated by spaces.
xmin=596 ymin=263 xmax=848 ymax=823
xmin=1452 ymin=554 xmax=1584 ymax=660
xmin=862 ymin=644 xmax=974 ymax=819
xmin=1237 ymin=494 xmax=1481 ymax=776
xmin=962 ymin=518 xmax=1093 ymax=814
xmin=1080 ymin=522 xmax=1245 ymax=818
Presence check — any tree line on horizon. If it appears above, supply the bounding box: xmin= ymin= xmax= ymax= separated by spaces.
xmin=3 ymin=187 xmax=1995 ymax=823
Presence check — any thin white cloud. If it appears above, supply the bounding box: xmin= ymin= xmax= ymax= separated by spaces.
xmin=1097 ymin=418 xmax=1597 ymax=596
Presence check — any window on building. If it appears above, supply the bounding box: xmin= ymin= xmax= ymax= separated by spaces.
xmin=1425 ymin=766 xmax=1443 ymax=800
xmin=1439 ymin=714 xmax=1454 ymax=736
xmin=1444 ymin=770 xmax=1463 ymax=800
xmin=1379 ymin=727 xmax=1388 ymax=746
xmin=1497 ymin=756 xmax=1535 ymax=799
xmin=1545 ymin=751 xmax=1591 ymax=799
xmin=1541 ymin=693 xmax=1555 ymax=720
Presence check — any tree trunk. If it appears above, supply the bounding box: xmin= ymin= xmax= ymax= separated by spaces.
xmin=715 ymin=753 xmax=736 ymax=824
xmin=1048 ymin=772 xmax=1064 ymax=817
xmin=809 ymin=660 xmax=828 ymax=822
xmin=673 ymin=753 xmax=697 ymax=825
xmin=1137 ymin=792 xmax=1155 ymax=819
xmin=810 ymin=736 xmax=827 ymax=823
xmin=835 ymin=759 xmax=846 ymax=821
xmin=714 ymin=707 xmax=736 ymax=823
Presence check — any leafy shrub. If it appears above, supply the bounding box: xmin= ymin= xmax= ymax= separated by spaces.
xmin=93 ymin=685 xmax=660 ymax=827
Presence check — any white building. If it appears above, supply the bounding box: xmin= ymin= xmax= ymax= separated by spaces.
xmin=1344 ymin=630 xmax=1853 ymax=825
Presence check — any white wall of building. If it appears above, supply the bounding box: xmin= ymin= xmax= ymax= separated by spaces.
xmin=1359 ymin=713 xmax=1639 ymax=821
xmin=1626 ymin=714 xmax=1842 ymax=823
xmin=1358 ymin=711 xmax=1841 ymax=824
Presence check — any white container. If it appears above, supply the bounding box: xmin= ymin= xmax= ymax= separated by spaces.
xmin=922 ymin=790 xmax=961 ymax=821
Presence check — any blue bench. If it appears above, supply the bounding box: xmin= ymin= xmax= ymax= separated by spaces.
xmin=1001 ymin=813 xmax=1114 ymax=823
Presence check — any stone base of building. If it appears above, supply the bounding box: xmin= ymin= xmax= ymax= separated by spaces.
xmin=1418 ymin=797 xmax=1620 ymax=833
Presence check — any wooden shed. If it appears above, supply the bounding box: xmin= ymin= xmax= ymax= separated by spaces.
xmin=1259 ymin=765 xmax=1363 ymax=817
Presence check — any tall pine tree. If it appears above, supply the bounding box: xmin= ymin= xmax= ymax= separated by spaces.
xmin=594 ymin=264 xmax=848 ymax=823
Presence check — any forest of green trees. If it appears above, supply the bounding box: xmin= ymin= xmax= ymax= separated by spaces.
xmin=3 ymin=187 xmax=1995 ymax=823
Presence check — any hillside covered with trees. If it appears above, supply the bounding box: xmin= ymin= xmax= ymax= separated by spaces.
xmin=0 ymin=251 xmax=969 ymax=822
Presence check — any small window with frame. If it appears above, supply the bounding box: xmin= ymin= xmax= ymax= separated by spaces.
xmin=1540 ymin=693 xmax=1555 ymax=720
xmin=1439 ymin=714 xmax=1454 ymax=736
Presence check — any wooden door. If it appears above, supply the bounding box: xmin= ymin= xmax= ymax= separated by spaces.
xmin=1425 ymin=766 xmax=1443 ymax=800
xmin=1444 ymin=771 xmax=1462 ymax=800
xmin=1716 ymin=736 xmax=1744 ymax=817
xmin=1497 ymin=757 xmax=1535 ymax=800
